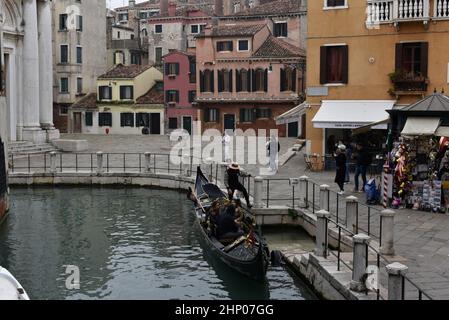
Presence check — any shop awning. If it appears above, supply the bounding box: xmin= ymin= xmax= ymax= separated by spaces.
xmin=352 ymin=118 xmax=391 ymax=135
xmin=275 ymin=102 xmax=307 ymax=125
xmin=435 ymin=126 xmax=449 ymax=137
xmin=401 ymin=117 xmax=441 ymax=136
xmin=312 ymin=100 xmax=395 ymax=129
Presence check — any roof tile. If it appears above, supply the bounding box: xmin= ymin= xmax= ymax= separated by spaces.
xmin=253 ymin=35 xmax=305 ymax=58
xmin=98 ymin=64 xmax=153 ymax=79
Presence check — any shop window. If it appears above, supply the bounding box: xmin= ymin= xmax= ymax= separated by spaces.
xmin=98 ymin=112 xmax=112 ymax=127
xmin=120 ymin=112 xmax=134 ymax=127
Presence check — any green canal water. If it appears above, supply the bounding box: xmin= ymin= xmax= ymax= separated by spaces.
xmin=0 ymin=187 xmax=317 ymax=300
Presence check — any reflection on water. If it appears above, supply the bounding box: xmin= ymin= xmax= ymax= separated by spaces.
xmin=0 ymin=187 xmax=317 ymax=300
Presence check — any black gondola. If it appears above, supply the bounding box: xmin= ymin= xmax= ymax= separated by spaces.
xmin=188 ymin=167 xmax=270 ymax=281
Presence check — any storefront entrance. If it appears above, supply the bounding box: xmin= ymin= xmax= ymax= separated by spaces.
xmin=224 ymin=114 xmax=235 ymax=132
xmin=288 ymin=122 xmax=298 ymax=138
xmin=73 ymin=112 xmax=82 ymax=133
xmin=182 ymin=116 xmax=192 ymax=135
xmin=150 ymin=113 xmax=161 ymax=134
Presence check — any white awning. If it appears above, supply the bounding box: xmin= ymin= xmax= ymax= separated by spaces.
xmin=435 ymin=126 xmax=449 ymax=137
xmin=401 ymin=117 xmax=441 ymax=136
xmin=312 ymin=100 xmax=395 ymax=129
xmin=276 ymin=102 xmax=307 ymax=125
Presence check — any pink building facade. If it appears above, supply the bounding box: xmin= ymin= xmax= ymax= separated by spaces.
xmin=163 ymin=50 xmax=198 ymax=134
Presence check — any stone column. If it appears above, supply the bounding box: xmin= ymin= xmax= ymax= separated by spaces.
xmin=315 ymin=210 xmax=330 ymax=257
xmin=380 ymin=209 xmax=395 ymax=255
xmin=350 ymin=234 xmax=370 ymax=292
xmin=22 ymin=0 xmax=46 ymax=144
xmin=37 ymin=0 xmax=59 ymax=141
xmin=96 ymin=152 xmax=104 ymax=174
xmin=319 ymin=184 xmax=330 ymax=211
xmin=386 ymin=262 xmax=408 ymax=300
xmin=346 ymin=195 xmax=358 ymax=234
xmin=254 ymin=176 xmax=263 ymax=209
xmin=299 ymin=175 xmax=309 ymax=208
xmin=50 ymin=151 xmax=57 ymax=173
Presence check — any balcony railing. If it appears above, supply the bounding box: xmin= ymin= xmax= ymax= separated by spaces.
xmin=366 ymin=0 xmax=433 ymax=25
xmin=434 ymin=0 xmax=449 ymax=18
xmin=389 ymin=71 xmax=429 ymax=93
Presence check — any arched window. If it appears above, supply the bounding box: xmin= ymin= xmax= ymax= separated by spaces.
xmin=200 ymin=69 xmax=214 ymax=93
xmin=280 ymin=67 xmax=297 ymax=92
xmin=141 ymin=28 xmax=148 ymax=37
xmin=236 ymin=69 xmax=249 ymax=92
xmin=253 ymin=68 xmax=268 ymax=92
xmin=218 ymin=69 xmax=232 ymax=92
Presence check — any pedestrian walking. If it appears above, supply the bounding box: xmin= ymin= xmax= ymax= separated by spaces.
xmin=353 ymin=143 xmax=371 ymax=192
xmin=335 ymin=145 xmax=347 ymax=195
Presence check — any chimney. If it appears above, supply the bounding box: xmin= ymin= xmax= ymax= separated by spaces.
xmin=215 ymin=0 xmax=224 ymax=16
xmin=168 ymin=2 xmax=177 ymax=17
xmin=160 ymin=0 xmax=169 ymax=16
xmin=129 ymin=0 xmax=136 ymax=8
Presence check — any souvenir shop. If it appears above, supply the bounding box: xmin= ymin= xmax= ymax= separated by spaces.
xmin=386 ymin=93 xmax=449 ymax=212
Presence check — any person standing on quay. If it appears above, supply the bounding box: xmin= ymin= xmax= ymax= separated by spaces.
xmin=222 ymin=131 xmax=231 ymax=163
xmin=353 ymin=143 xmax=370 ymax=192
xmin=335 ymin=145 xmax=347 ymax=195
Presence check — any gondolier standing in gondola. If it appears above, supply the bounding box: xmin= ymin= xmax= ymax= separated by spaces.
xmin=226 ymin=163 xmax=252 ymax=209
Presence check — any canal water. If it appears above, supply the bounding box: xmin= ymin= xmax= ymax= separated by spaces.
xmin=0 ymin=187 xmax=317 ymax=300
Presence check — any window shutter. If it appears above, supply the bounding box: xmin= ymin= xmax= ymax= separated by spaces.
xmin=251 ymin=69 xmax=256 ymax=92
xmin=236 ymin=70 xmax=241 ymax=92
xmin=120 ymin=113 xmax=125 ymax=127
xmin=420 ymin=42 xmax=428 ymax=77
xmin=217 ymin=42 xmax=222 ymax=51
xmin=320 ymin=46 xmax=327 ymax=84
xmin=268 ymin=109 xmax=272 ymax=119
xmin=98 ymin=113 xmax=102 ymax=126
xmin=341 ymin=45 xmax=349 ymax=84
xmin=264 ymin=69 xmax=268 ymax=92
xmin=229 ymin=41 xmax=233 ymax=51
xmin=215 ymin=108 xmax=220 ymax=123
xmin=292 ymin=69 xmax=297 ymax=92
xmin=280 ymin=68 xmax=286 ymax=91
xmin=395 ymin=43 xmax=403 ymax=72
xmin=239 ymin=108 xmax=244 ymax=122
xmin=120 ymin=86 xmax=124 ymax=99
xmin=165 ymin=63 xmax=170 ymax=75
xmin=229 ymin=70 xmax=233 ymax=92
xmin=247 ymin=69 xmax=252 ymax=92
xmin=176 ymin=91 xmax=179 ymax=102
xmin=218 ymin=70 xmax=223 ymax=92
xmin=210 ymin=70 xmax=214 ymax=92
xmin=204 ymin=108 xmax=209 ymax=122
xmin=131 ymin=114 xmax=135 ymax=127
xmin=200 ymin=71 xmax=205 ymax=92
xmin=251 ymin=108 xmax=257 ymax=122
xmin=108 ymin=87 xmax=112 ymax=99
xmin=130 ymin=86 xmax=134 ymax=99
xmin=175 ymin=63 xmax=180 ymax=75
xmin=165 ymin=91 xmax=170 ymax=103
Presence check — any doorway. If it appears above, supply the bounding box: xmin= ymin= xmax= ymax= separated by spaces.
xmin=182 ymin=116 xmax=192 ymax=135
xmin=73 ymin=112 xmax=82 ymax=133
xmin=150 ymin=113 xmax=161 ymax=134
xmin=224 ymin=114 xmax=235 ymax=132
xmin=288 ymin=121 xmax=299 ymax=138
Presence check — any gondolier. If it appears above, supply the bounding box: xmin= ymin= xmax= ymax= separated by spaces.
xmin=226 ymin=163 xmax=252 ymax=209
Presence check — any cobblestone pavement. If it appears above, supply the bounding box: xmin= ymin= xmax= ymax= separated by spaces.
xmin=10 ymin=133 xmax=449 ymax=299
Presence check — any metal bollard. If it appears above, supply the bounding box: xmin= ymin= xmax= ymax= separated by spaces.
xmin=254 ymin=176 xmax=264 ymax=209
xmin=346 ymin=196 xmax=358 ymax=233
xmin=315 ymin=210 xmax=330 ymax=257
xmin=96 ymin=151 xmax=104 ymax=174
xmin=50 ymin=151 xmax=57 ymax=174
xmin=299 ymin=175 xmax=309 ymax=208
xmin=380 ymin=209 xmax=395 ymax=255
xmin=319 ymin=184 xmax=330 ymax=211
xmin=350 ymin=234 xmax=370 ymax=292
xmin=386 ymin=262 xmax=408 ymax=300
xmin=144 ymin=152 xmax=151 ymax=173
xmin=290 ymin=178 xmax=299 ymax=209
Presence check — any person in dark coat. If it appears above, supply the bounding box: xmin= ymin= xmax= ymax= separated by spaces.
xmin=215 ymin=204 xmax=244 ymax=240
xmin=334 ymin=145 xmax=347 ymax=195
xmin=227 ymin=163 xmax=252 ymax=208
xmin=353 ymin=143 xmax=371 ymax=192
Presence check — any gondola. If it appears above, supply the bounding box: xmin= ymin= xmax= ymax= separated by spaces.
xmin=0 ymin=267 xmax=30 ymax=300
xmin=188 ymin=167 xmax=269 ymax=281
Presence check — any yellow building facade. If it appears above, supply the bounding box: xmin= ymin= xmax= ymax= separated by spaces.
xmin=306 ymin=0 xmax=449 ymax=155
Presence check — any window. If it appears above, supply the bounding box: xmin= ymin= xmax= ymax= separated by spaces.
xmin=155 ymin=47 xmax=163 ymax=65
xmin=320 ymin=45 xmax=348 ymax=84
xmin=120 ymin=113 xmax=135 ymax=127
xmin=155 ymin=24 xmax=163 ymax=33
xmin=76 ymin=15 xmax=83 ymax=31
xmin=114 ymin=51 xmax=125 ymax=65
xmin=85 ymin=112 xmax=93 ymax=126
xmin=325 ymin=0 xmax=346 ymax=7
xmin=238 ymin=40 xmax=249 ymax=51
xmin=166 ymin=90 xmax=179 ymax=103
xmin=120 ymin=86 xmax=134 ymax=100
xmin=280 ymin=67 xmax=297 ymax=92
xmin=256 ymin=108 xmax=272 ymax=119
xmin=118 ymin=13 xmax=128 ymax=21
xmin=99 ymin=86 xmax=112 ymax=100
xmin=98 ymin=112 xmax=112 ymax=127
xmin=168 ymin=117 xmax=178 ymax=129
xmin=131 ymin=53 xmax=141 ymax=65
xmin=204 ymin=108 xmax=219 ymax=123
xmin=274 ymin=22 xmax=288 ymax=38
xmin=240 ymin=108 xmax=255 ymax=122
xmin=59 ymin=14 xmax=68 ymax=30
xmin=191 ymin=25 xmax=199 ymax=34
xmin=236 ymin=69 xmax=250 ymax=92
xmin=395 ymin=42 xmax=428 ymax=77
xmin=60 ymin=78 xmax=69 ymax=93
xmin=200 ymin=69 xmax=214 ymax=93
xmin=60 ymin=105 xmax=69 ymax=115
xmin=117 ymin=31 xmax=121 ymax=39
xmin=217 ymin=41 xmax=233 ymax=52
xmin=189 ymin=59 xmax=196 ymax=83
xmin=76 ymin=46 xmax=82 ymax=64
xmin=136 ymin=113 xmax=150 ymax=127
xmin=252 ymin=68 xmax=268 ymax=92
xmin=77 ymin=77 xmax=83 ymax=94
xmin=130 ymin=34 xmax=135 ymax=40
xmin=218 ymin=69 xmax=233 ymax=93
xmin=142 ymin=28 xmax=148 ymax=37
xmin=165 ymin=63 xmax=180 ymax=75
xmin=200 ymin=24 xmax=206 ymax=33
xmin=188 ymin=90 xmax=196 ymax=103
xmin=60 ymin=45 xmax=68 ymax=64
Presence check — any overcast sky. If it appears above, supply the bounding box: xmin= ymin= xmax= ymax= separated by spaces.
xmin=107 ymin=0 xmax=148 ymax=9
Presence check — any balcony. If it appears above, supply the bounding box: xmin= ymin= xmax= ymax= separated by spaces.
xmin=389 ymin=70 xmax=429 ymax=97
xmin=366 ymin=0 xmax=436 ymax=26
